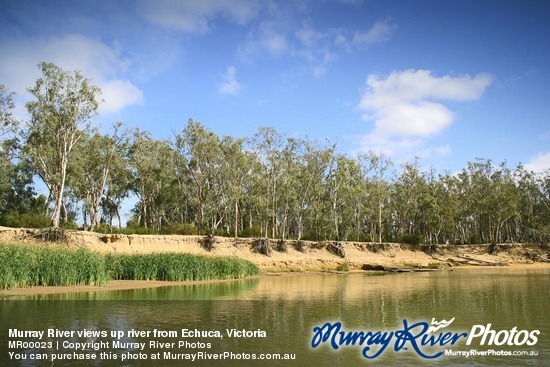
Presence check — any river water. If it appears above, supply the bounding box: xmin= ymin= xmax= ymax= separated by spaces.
xmin=1 ymin=267 xmax=549 ymax=366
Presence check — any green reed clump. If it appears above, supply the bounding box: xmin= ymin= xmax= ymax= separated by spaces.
xmin=0 ymin=243 xmax=259 ymax=289
xmin=0 ymin=243 xmax=109 ymax=289
xmin=105 ymin=253 xmax=259 ymax=281
xmin=211 ymin=257 xmax=260 ymax=279
xmin=37 ymin=247 xmax=108 ymax=286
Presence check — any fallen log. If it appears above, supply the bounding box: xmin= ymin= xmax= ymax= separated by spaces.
xmin=361 ymin=264 xmax=441 ymax=273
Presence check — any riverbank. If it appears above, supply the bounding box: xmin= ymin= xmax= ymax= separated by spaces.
xmin=1 ymin=226 xmax=548 ymax=273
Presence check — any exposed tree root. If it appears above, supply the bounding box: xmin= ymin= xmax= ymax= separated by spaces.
xmin=253 ymin=237 xmax=272 ymax=256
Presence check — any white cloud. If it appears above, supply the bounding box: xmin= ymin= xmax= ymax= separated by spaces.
xmin=355 ymin=69 xmax=492 ymax=159
xmin=295 ymin=24 xmax=324 ymax=47
xmin=239 ymin=19 xmax=395 ymax=75
xmin=373 ymin=101 xmax=453 ymax=137
xmin=0 ymin=33 xmax=143 ymax=115
xmin=352 ymin=19 xmax=396 ymax=45
xmin=355 ymin=130 xmax=452 ymax=163
xmin=358 ymin=69 xmax=493 ymax=137
xmin=139 ymin=0 xmax=261 ymax=34
xmin=434 ymin=144 xmax=452 ymax=156
xmin=525 ymin=152 xmax=550 ymax=173
xmin=100 ymin=79 xmax=144 ymax=114
xmin=357 ymin=131 xmax=423 ymax=157
xmin=218 ymin=66 xmax=244 ymax=95
xmin=260 ymin=25 xmax=288 ymax=56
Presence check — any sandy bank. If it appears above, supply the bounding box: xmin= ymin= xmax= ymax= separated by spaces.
xmin=1 ymin=226 xmax=548 ymax=273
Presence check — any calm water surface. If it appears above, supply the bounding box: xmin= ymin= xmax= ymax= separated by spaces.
xmin=1 ymin=267 xmax=549 ymax=366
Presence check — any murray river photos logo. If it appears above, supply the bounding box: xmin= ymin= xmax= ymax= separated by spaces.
xmin=310 ymin=318 xmax=540 ymax=359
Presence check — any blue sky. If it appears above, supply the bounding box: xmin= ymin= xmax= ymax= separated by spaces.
xmin=1 ymin=0 xmax=549 ymax=174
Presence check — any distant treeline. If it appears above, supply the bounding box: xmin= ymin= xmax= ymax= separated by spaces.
xmin=0 ymin=63 xmax=549 ymax=244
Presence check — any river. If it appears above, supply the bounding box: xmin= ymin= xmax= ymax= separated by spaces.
xmin=1 ymin=266 xmax=549 ymax=366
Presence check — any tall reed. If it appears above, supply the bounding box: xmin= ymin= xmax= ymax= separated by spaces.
xmin=0 ymin=243 xmax=259 ymax=289
xmin=104 ymin=253 xmax=259 ymax=281
xmin=0 ymin=243 xmax=109 ymax=288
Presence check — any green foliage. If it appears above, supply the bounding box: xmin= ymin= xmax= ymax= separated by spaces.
xmin=469 ymin=234 xmax=482 ymax=245
xmin=0 ymin=212 xmax=51 ymax=228
xmin=0 ymin=244 xmax=109 ymax=289
xmin=60 ymin=221 xmax=79 ymax=230
xmin=92 ymin=224 xmax=198 ymax=236
xmin=119 ymin=226 xmax=158 ymax=235
xmin=398 ymin=234 xmax=423 ymax=245
xmin=0 ymin=243 xmax=259 ymax=289
xmin=239 ymin=226 xmax=261 ymax=238
xmin=336 ymin=262 xmax=350 ymax=272
xmin=24 ymin=62 xmax=101 ymax=228
xmin=104 ymin=253 xmax=258 ymax=281
xmin=161 ymin=223 xmax=198 ymax=235
xmin=0 ymin=84 xmax=17 ymax=137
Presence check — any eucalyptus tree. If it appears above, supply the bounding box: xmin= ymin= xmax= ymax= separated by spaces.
xmin=454 ymin=159 xmax=519 ymax=243
xmin=0 ymin=84 xmax=28 ymax=216
xmin=349 ymin=158 xmax=370 ymax=242
xmin=100 ymin=147 xmax=133 ymax=230
xmin=415 ymin=168 xmax=445 ymax=244
xmin=174 ymin=119 xmax=223 ymax=235
xmin=0 ymin=85 xmax=16 ymax=213
xmin=274 ymin=137 xmax=302 ymax=241
xmin=0 ymin=85 xmax=43 ymax=224
xmin=391 ymin=159 xmax=425 ymax=237
xmin=0 ymin=87 xmax=40 ymax=218
xmin=69 ymin=123 xmax=129 ymax=230
xmin=457 ymin=159 xmax=492 ymax=243
xmin=294 ymin=139 xmax=335 ymax=241
xmin=325 ymin=154 xmax=363 ymax=241
xmin=24 ymin=62 xmax=101 ymax=227
xmin=511 ymin=168 xmax=550 ymax=242
xmin=435 ymin=172 xmax=460 ymax=244
xmin=0 ymin=84 xmax=17 ymax=140
xmin=485 ymin=162 xmax=519 ymax=243
xmin=220 ymin=135 xmax=252 ymax=237
xmin=129 ymin=129 xmax=174 ymax=229
xmin=539 ymin=170 xmax=550 ymax=240
xmin=205 ymin=133 xmax=227 ymax=235
xmin=359 ymin=152 xmax=392 ymax=242
xmin=240 ymin=154 xmax=266 ymax=236
xmin=251 ymin=127 xmax=285 ymax=238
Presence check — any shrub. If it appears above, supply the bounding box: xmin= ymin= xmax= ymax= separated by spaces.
xmin=162 ymin=223 xmax=198 ymax=235
xmin=0 ymin=212 xmax=50 ymax=228
xmin=469 ymin=234 xmax=482 ymax=244
xmin=239 ymin=226 xmax=261 ymax=238
xmin=398 ymin=234 xmax=423 ymax=245
xmin=121 ymin=226 xmax=157 ymax=235
xmin=60 ymin=221 xmax=78 ymax=230
xmin=336 ymin=262 xmax=350 ymax=272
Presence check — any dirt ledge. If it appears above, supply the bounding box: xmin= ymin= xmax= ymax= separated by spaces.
xmin=1 ymin=226 xmax=548 ymax=272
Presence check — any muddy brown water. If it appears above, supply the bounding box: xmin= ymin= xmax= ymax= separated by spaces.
xmin=1 ymin=267 xmax=549 ymax=366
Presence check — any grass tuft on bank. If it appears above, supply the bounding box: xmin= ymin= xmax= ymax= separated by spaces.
xmin=0 ymin=243 xmax=259 ymax=289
